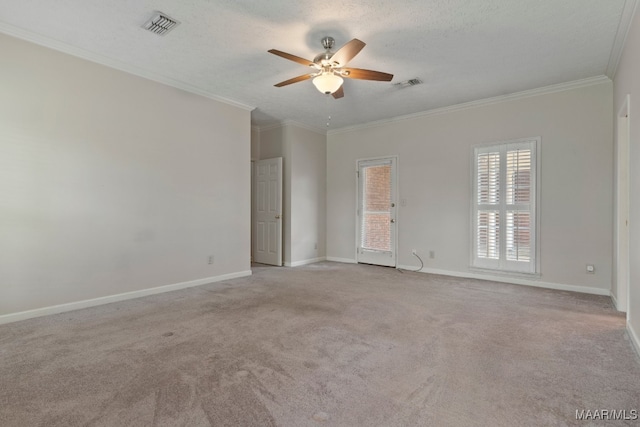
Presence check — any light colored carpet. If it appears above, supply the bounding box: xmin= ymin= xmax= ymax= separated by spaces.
xmin=1 ymin=262 xmax=638 ymax=426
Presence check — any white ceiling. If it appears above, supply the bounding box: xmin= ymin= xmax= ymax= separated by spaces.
xmin=0 ymin=0 xmax=634 ymax=132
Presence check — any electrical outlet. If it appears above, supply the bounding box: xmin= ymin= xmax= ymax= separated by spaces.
xmin=208 ymin=255 xmax=214 ymax=265
xmin=586 ymin=264 xmax=595 ymax=274
xmin=412 ymin=249 xmax=417 ymax=255
xmin=429 ymin=251 xmax=435 ymax=259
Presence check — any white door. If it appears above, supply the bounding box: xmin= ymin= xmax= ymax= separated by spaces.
xmin=254 ymin=158 xmax=283 ymax=266
xmin=356 ymin=157 xmax=397 ymax=267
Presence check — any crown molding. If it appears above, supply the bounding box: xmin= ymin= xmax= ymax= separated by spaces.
xmin=0 ymin=23 xmax=255 ymax=112
xmin=606 ymin=0 xmax=639 ymax=78
xmin=328 ymin=75 xmax=611 ymax=136
xmin=256 ymin=119 xmax=327 ymax=135
xmin=282 ymin=119 xmax=327 ymax=135
xmin=255 ymin=122 xmax=287 ymax=133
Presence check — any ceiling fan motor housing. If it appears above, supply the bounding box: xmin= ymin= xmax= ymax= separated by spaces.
xmin=315 ymin=37 xmax=336 ymax=66
xmin=314 ymin=52 xmax=334 ymax=66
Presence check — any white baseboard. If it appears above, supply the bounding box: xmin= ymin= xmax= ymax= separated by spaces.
xmin=629 ymin=321 xmax=640 ymax=358
xmin=396 ymin=265 xmax=610 ymax=296
xmin=285 ymin=257 xmax=326 ymax=267
xmin=0 ymin=270 xmax=252 ymax=325
xmin=611 ymin=291 xmax=621 ymax=311
xmin=326 ymin=257 xmax=357 ymax=264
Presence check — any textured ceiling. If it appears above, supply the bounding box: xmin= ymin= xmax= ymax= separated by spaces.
xmin=0 ymin=0 xmax=632 ymax=131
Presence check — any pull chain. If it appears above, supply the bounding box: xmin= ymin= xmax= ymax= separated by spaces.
xmin=325 ymin=94 xmax=332 ymax=128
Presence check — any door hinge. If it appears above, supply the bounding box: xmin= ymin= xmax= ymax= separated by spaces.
xmin=356 ymin=170 xmax=360 ymax=178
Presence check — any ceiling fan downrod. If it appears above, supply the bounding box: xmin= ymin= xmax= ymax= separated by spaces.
xmin=321 ymin=36 xmax=335 ymax=51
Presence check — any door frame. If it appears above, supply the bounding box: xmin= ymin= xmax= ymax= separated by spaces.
xmin=615 ymin=95 xmax=631 ymax=313
xmin=354 ymin=155 xmax=399 ymax=267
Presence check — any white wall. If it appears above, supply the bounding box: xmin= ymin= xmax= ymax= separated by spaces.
xmin=0 ymin=34 xmax=251 ymax=317
xmin=251 ymin=127 xmax=260 ymax=161
xmin=255 ymin=123 xmax=326 ymax=266
xmin=614 ymin=4 xmax=640 ymax=353
xmin=258 ymin=127 xmax=285 ymax=160
xmin=289 ymin=125 xmax=326 ymax=265
xmin=250 ymin=127 xmax=260 ymax=263
xmin=327 ymin=82 xmax=613 ymax=293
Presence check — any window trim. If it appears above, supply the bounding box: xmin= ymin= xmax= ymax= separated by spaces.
xmin=470 ymin=137 xmax=541 ymax=276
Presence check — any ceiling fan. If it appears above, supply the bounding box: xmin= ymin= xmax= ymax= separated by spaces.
xmin=268 ymin=37 xmax=393 ymax=99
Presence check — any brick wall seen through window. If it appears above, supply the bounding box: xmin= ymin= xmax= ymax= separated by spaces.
xmin=362 ymin=165 xmax=391 ymax=251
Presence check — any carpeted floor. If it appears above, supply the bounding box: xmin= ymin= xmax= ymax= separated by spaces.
xmin=1 ymin=262 xmax=639 ymax=426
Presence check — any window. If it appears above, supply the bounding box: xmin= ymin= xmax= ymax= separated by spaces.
xmin=361 ymin=163 xmax=392 ymax=252
xmin=472 ymin=138 xmax=538 ymax=274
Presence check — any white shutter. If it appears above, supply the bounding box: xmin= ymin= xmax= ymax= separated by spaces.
xmin=476 ymin=151 xmax=500 ymax=262
xmin=506 ymin=148 xmax=532 ymax=263
xmin=477 ymin=211 xmax=500 ymax=259
xmin=473 ymin=139 xmax=538 ymax=273
xmin=477 ymin=152 xmax=500 ymax=205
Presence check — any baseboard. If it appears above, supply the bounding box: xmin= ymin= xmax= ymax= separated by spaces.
xmin=285 ymin=257 xmax=326 ymax=267
xmin=396 ymin=265 xmax=610 ymax=296
xmin=0 ymin=270 xmax=252 ymax=325
xmin=611 ymin=291 xmax=621 ymax=311
xmin=628 ymin=321 xmax=640 ymax=358
xmin=326 ymin=257 xmax=357 ymax=264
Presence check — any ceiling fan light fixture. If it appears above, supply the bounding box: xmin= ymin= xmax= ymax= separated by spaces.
xmin=312 ymin=73 xmax=344 ymax=94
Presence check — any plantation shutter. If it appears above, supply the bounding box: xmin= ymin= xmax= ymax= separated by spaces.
xmin=506 ymin=148 xmax=532 ymax=264
xmin=473 ymin=139 xmax=537 ymax=273
xmin=476 ymin=152 xmax=500 ymax=261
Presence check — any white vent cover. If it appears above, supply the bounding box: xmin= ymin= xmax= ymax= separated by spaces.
xmin=143 ymin=12 xmax=179 ymax=36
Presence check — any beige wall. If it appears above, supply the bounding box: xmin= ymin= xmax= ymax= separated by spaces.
xmin=614 ymin=5 xmax=640 ymax=352
xmin=0 ymin=34 xmax=251 ymax=317
xmin=289 ymin=125 xmax=326 ymax=264
xmin=255 ymin=124 xmax=326 ymax=265
xmin=251 ymin=127 xmax=260 ymax=161
xmin=327 ymin=82 xmax=613 ymax=293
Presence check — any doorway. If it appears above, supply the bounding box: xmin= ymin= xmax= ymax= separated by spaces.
xmin=356 ymin=157 xmax=397 ymax=267
xmin=253 ymin=157 xmax=283 ymax=266
xmin=615 ymin=95 xmax=630 ymax=313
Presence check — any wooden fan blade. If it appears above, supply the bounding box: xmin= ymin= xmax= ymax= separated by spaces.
xmin=342 ymin=67 xmax=393 ymax=81
xmin=274 ymin=73 xmax=314 ymax=87
xmin=268 ymin=49 xmax=317 ymax=68
xmin=330 ymin=39 xmax=366 ymax=67
xmin=332 ymin=85 xmax=345 ymax=99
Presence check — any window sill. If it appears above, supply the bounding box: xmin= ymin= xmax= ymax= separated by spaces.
xmin=469 ymin=266 xmax=541 ymax=280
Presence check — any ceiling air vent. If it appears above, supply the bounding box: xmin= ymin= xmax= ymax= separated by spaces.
xmin=143 ymin=12 xmax=180 ymax=36
xmin=394 ymin=78 xmax=423 ymax=88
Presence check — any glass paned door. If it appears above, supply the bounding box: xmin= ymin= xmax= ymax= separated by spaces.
xmin=357 ymin=157 xmax=397 ymax=267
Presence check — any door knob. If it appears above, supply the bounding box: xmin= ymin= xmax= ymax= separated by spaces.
xmin=390 ymin=218 xmax=396 ymax=223
xmin=275 ymin=214 xmax=281 ymax=219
